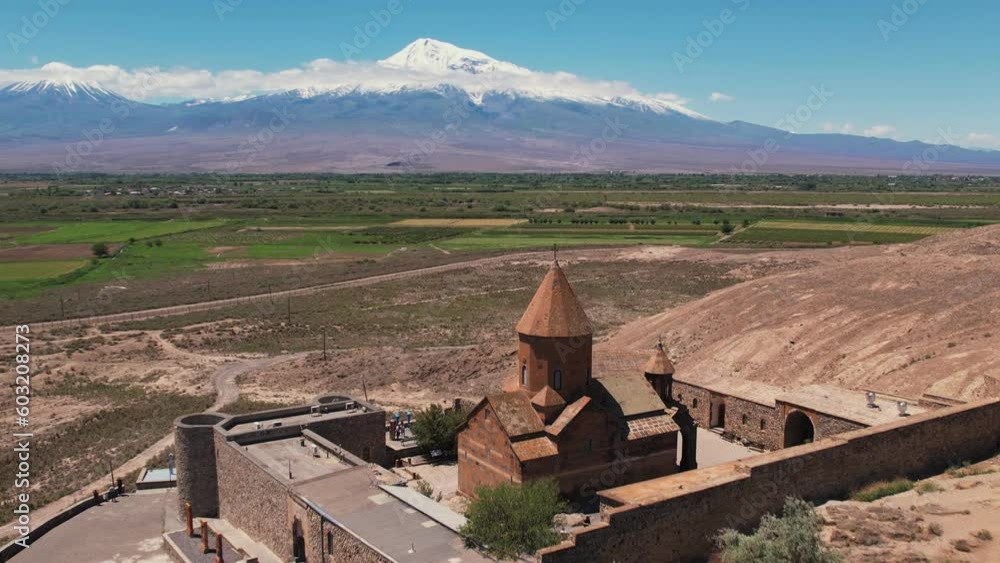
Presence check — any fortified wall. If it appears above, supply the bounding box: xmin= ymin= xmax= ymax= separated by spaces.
xmin=538 ymin=398 xmax=1000 ymax=563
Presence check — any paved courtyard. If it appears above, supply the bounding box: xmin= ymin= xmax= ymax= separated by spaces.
xmin=685 ymin=427 xmax=760 ymax=468
xmin=14 ymin=489 xmax=180 ymax=563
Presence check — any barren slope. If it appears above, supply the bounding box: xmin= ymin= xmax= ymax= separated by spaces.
xmin=603 ymin=225 xmax=1000 ymax=402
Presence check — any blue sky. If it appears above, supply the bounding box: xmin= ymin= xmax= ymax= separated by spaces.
xmin=2 ymin=0 xmax=997 ymax=147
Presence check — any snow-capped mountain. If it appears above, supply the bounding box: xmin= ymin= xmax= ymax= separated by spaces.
xmin=0 ymin=38 xmax=998 ymax=174
xmin=378 ymin=38 xmax=532 ymax=76
xmin=1 ymin=79 xmax=128 ymax=104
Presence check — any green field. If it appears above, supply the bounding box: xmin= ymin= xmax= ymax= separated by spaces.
xmin=0 ymin=260 xmax=88 ymax=282
xmin=439 ymin=230 xmax=718 ymax=251
xmin=731 ymin=219 xmax=964 ymax=245
xmin=0 ymin=172 xmax=997 ymax=322
xmin=17 ymin=219 xmax=226 ymax=244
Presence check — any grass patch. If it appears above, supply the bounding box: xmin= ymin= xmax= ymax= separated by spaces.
xmin=0 ymin=382 xmax=212 ymax=518
xmin=916 ymin=481 xmax=944 ymax=495
xmin=947 ymin=460 xmax=996 ymax=478
xmin=850 ymin=478 xmax=914 ymax=502
xmin=219 ymin=397 xmax=294 ymax=415
xmin=0 ymin=259 xmax=87 ymax=281
xmin=21 ymin=219 xmax=226 ymax=244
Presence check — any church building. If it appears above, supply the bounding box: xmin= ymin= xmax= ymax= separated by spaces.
xmin=457 ymin=260 xmax=694 ymax=499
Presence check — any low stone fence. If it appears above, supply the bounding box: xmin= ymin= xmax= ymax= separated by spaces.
xmin=539 ymin=398 xmax=1000 ymax=562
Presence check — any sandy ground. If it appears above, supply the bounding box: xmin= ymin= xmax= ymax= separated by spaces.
xmin=603 ymin=225 xmax=1000 ymax=402
xmin=818 ymin=456 xmax=1000 ymax=562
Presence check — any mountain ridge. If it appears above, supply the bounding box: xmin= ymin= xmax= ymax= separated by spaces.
xmin=1 ymin=38 xmax=998 ymax=174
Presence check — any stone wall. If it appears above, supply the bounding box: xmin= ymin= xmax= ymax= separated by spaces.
xmin=214 ymin=433 xmax=293 ymax=560
xmin=538 ymin=398 xmax=1000 ymax=563
xmin=307 ymin=408 xmax=386 ymax=466
xmin=458 ymin=403 xmax=522 ymax=496
xmin=725 ymin=398 xmax=783 ymax=450
xmin=174 ymin=413 xmax=227 ymax=519
xmin=672 ymin=381 xmax=712 ymax=427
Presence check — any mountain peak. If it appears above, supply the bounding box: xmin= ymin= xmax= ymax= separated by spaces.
xmin=378 ymin=38 xmax=531 ymax=76
xmin=3 ymin=78 xmax=121 ymax=101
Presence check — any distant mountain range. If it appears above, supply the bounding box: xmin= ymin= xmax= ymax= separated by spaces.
xmin=2 ymin=38 xmax=999 ymax=174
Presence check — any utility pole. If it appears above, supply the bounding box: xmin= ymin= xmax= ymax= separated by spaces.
xmin=322 ymin=332 xmax=327 ymax=361
xmin=59 ymin=295 xmax=65 ymax=319
xmin=286 ymin=297 xmax=291 ymax=324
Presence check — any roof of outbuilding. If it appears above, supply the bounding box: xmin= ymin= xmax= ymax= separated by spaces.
xmin=589 ymin=374 xmax=668 ymax=418
xmin=515 ymin=261 xmax=592 ymax=338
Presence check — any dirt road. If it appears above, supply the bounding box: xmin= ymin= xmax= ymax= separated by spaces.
xmin=6 ymin=251 xmax=550 ymax=331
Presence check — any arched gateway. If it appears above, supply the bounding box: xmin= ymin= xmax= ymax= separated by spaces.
xmin=783 ymin=410 xmax=815 ymax=447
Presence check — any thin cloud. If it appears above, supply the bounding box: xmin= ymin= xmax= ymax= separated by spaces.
xmin=966 ymin=132 xmax=1000 ymax=148
xmin=863 ymin=124 xmax=897 ymax=138
xmin=0 ymin=58 xmax=700 ymax=118
xmin=709 ymin=91 xmax=735 ymax=102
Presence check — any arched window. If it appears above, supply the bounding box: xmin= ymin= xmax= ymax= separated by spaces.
xmin=327 ymin=531 xmax=334 ymax=553
xmin=742 ymin=414 xmax=748 ymax=425
xmin=760 ymin=419 xmax=767 ymax=430
xmin=521 ymin=365 xmax=527 ymax=386
xmin=692 ymin=398 xmax=699 ymax=408
xmin=553 ymin=369 xmax=563 ymax=390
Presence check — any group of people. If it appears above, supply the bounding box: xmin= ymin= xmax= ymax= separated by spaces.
xmin=389 ymin=410 xmax=413 ymax=442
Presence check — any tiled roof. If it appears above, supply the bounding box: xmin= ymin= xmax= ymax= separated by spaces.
xmin=487 ymin=392 xmax=544 ymax=437
xmin=589 ymin=374 xmax=667 ymax=418
xmin=625 ymin=413 xmax=679 ymax=440
xmin=511 ymin=436 xmax=558 ymax=461
xmin=531 ymin=386 xmax=566 ymax=408
xmin=545 ymin=396 xmax=591 ymax=436
xmin=515 ymin=261 xmax=592 ymax=337
xmin=642 ymin=342 xmax=675 ymax=376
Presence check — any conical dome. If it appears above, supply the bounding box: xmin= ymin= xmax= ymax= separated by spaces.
xmin=643 ymin=341 xmax=675 ymax=376
xmin=515 ymin=262 xmax=592 ymax=337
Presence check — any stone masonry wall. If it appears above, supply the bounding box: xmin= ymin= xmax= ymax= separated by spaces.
xmin=812 ymin=411 xmax=865 ymax=441
xmin=724 ymin=398 xmax=783 ymax=450
xmin=672 ymin=382 xmax=711 ymax=428
xmin=307 ymin=408 xmax=386 ymax=466
xmin=174 ymin=414 xmax=226 ymax=519
xmin=214 ymin=433 xmax=293 ymax=560
xmin=538 ymin=399 xmax=1000 ymax=563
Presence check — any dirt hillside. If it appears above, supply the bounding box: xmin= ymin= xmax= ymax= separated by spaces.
xmin=603 ymin=225 xmax=1000 ymax=402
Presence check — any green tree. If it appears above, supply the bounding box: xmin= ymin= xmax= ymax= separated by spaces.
xmin=717 ymin=497 xmax=841 ymax=563
xmin=91 ymin=242 xmax=110 ymax=258
xmin=461 ymin=479 xmax=566 ymax=560
xmin=410 ymin=404 xmax=467 ymax=454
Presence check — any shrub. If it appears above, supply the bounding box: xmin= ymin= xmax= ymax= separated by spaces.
xmin=410 ymin=404 xmax=468 ymax=454
xmin=413 ymin=479 xmax=434 ymax=498
xmin=716 ymin=497 xmax=841 ymax=563
xmin=916 ymin=481 xmax=943 ymax=495
xmin=953 ymin=539 xmax=971 ymax=552
xmin=91 ymin=242 xmax=110 ymax=258
xmin=974 ymin=529 xmax=993 ymax=541
xmin=460 ymin=478 xmax=566 ymax=559
xmin=929 ymin=523 xmax=943 ymax=536
xmin=851 ymin=478 xmax=914 ymax=502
